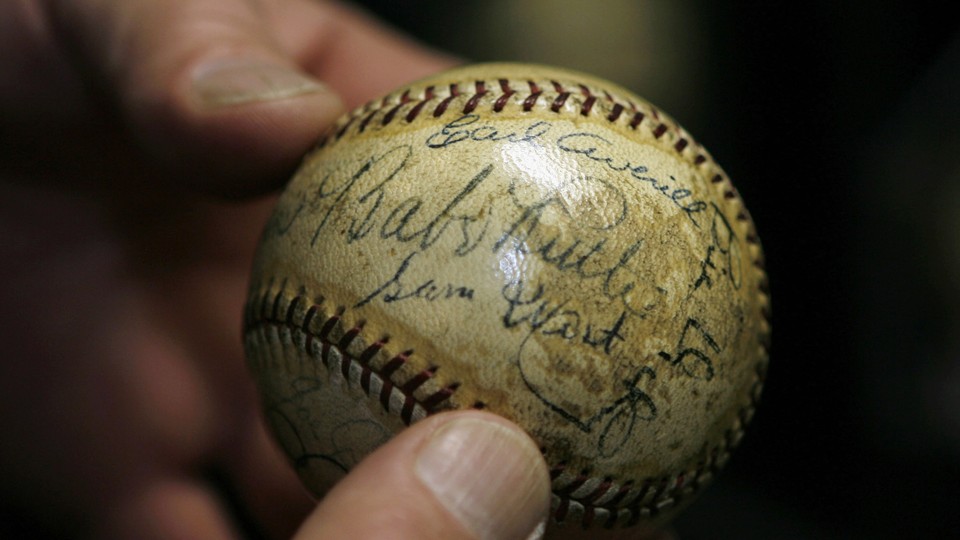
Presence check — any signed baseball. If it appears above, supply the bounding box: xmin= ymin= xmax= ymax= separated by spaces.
xmin=243 ymin=63 xmax=770 ymax=528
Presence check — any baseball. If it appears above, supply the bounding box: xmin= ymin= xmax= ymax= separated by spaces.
xmin=243 ymin=63 xmax=770 ymax=529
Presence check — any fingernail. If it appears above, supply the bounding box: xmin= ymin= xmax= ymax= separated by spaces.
xmin=415 ymin=417 xmax=549 ymax=540
xmin=192 ymin=58 xmax=329 ymax=107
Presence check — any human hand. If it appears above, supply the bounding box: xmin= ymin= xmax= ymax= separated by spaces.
xmin=0 ymin=1 xmax=671 ymax=538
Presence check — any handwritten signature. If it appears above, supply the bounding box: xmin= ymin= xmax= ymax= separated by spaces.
xmin=501 ymin=277 xmax=658 ymax=457
xmin=556 ymin=132 xmax=708 ymax=226
xmin=693 ymin=203 xmax=743 ymax=292
xmin=658 ymin=318 xmax=721 ymax=381
xmin=425 ymin=114 xmax=551 ymax=148
xmin=500 ymin=278 xmax=628 ymax=354
xmin=356 ymin=251 xmax=476 ymax=307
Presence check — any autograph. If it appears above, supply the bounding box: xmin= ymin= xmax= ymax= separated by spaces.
xmin=500 ymin=277 xmax=660 ymax=457
xmin=426 ymin=113 xmax=551 ymax=148
xmin=693 ymin=203 xmax=743 ymax=292
xmin=273 ymin=116 xmax=730 ymax=457
xmin=356 ymin=251 xmax=476 ymax=307
xmin=556 ymin=132 xmax=708 ymax=225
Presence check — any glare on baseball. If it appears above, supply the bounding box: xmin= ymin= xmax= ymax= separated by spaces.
xmin=243 ymin=63 xmax=770 ymax=528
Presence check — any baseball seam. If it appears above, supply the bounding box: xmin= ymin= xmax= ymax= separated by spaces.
xmin=244 ymin=279 xmax=460 ymax=427
xmin=254 ymin=74 xmax=772 ymax=528
xmin=244 ymin=283 xmax=767 ymax=529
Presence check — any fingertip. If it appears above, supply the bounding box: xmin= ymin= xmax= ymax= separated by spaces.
xmin=46 ymin=0 xmax=347 ymax=197
xmin=191 ymin=57 xmax=332 ymax=108
xmin=131 ymin=54 xmax=345 ymax=197
xmin=413 ymin=413 xmax=551 ymax=539
xmin=295 ymin=411 xmax=551 ymax=540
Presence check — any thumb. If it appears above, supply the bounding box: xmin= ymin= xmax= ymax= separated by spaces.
xmin=45 ymin=0 xmax=345 ymax=196
xmin=295 ymin=411 xmax=551 ymax=540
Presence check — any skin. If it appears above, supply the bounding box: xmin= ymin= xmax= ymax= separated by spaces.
xmin=0 ymin=1 xmax=672 ymax=538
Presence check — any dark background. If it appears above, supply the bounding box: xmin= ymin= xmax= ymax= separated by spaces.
xmin=358 ymin=1 xmax=960 ymax=538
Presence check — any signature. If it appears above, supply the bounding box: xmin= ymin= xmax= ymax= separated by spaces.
xmin=658 ymin=318 xmax=721 ymax=380
xmin=693 ymin=203 xmax=743 ymax=292
xmin=493 ymin=177 xmax=656 ymax=318
xmin=556 ymin=132 xmax=708 ymax=225
xmin=425 ymin=114 xmax=551 ymax=148
xmin=501 ymin=277 xmax=657 ymax=457
xmin=356 ymin=251 xmax=476 ymax=307
xmin=500 ymin=278 xmax=628 ymax=355
xmin=278 ymin=143 xmax=494 ymax=256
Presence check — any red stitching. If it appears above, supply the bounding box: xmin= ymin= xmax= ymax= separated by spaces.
xmin=551 ymin=91 xmax=571 ymax=112
xmin=381 ymin=350 xmax=409 ymax=377
xmin=581 ymin=95 xmax=597 ymax=116
xmin=381 ymin=103 xmax=404 ymax=126
xmin=605 ymin=481 xmax=633 ymax=508
xmin=582 ymin=478 xmax=614 ymax=504
xmin=557 ymin=474 xmax=588 ymax=496
xmin=582 ymin=505 xmax=596 ymax=527
xmin=433 ymin=83 xmax=460 ymax=117
xmin=463 ymin=81 xmax=486 ymax=113
xmin=422 ymin=382 xmax=459 ymax=409
xmin=246 ymin=292 xmax=457 ymax=426
xmin=523 ymin=81 xmax=542 ymax=111
xmin=493 ymin=79 xmax=514 ymax=112
xmin=554 ymin=498 xmax=570 ymax=522
xmin=579 ymin=84 xmax=596 ymax=116
xmin=401 ymin=366 xmax=436 ymax=394
xmin=405 ymin=86 xmax=434 ymax=122
xmin=357 ymin=109 xmax=377 ymax=133
xmin=335 ymin=115 xmax=356 ymax=139
xmin=607 ymin=103 xmax=625 ymax=122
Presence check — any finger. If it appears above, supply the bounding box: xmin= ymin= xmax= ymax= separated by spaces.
xmin=43 ymin=0 xmax=345 ymax=196
xmin=96 ymin=478 xmax=238 ymax=540
xmin=0 ymin=0 xmax=87 ymax=119
xmin=294 ymin=411 xmax=551 ymax=540
xmin=266 ymin=0 xmax=460 ymax=107
xmin=224 ymin=409 xmax=314 ymax=539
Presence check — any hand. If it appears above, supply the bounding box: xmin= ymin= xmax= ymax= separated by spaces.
xmin=0 ymin=1 xmax=671 ymax=538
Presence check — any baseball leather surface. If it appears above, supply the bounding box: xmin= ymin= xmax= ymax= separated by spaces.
xmin=243 ymin=63 xmax=770 ymax=528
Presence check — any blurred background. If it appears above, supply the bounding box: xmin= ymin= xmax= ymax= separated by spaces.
xmin=355 ymin=0 xmax=960 ymax=538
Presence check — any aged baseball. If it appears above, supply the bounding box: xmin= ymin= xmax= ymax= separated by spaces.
xmin=243 ymin=63 xmax=770 ymax=528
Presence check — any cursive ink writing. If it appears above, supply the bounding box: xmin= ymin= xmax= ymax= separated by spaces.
xmin=556 ymin=132 xmax=708 ymax=225
xmin=308 ymin=144 xmax=414 ymax=246
xmin=658 ymin=318 xmax=720 ymax=380
xmin=501 ymin=278 xmax=627 ymax=355
xmin=596 ymin=366 xmax=658 ymax=458
xmin=693 ymin=203 xmax=743 ymax=291
xmin=501 ymin=277 xmax=656 ymax=456
xmin=356 ymin=252 xmax=475 ymax=307
xmin=494 ymin=180 xmax=649 ymax=318
xmin=426 ymin=114 xmax=551 ymax=148
xmin=299 ymin=145 xmax=493 ymax=259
